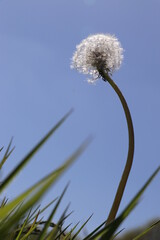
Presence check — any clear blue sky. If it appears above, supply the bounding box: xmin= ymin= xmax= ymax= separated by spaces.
xmin=0 ymin=0 xmax=160 ymax=236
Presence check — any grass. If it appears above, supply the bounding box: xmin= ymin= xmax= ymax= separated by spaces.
xmin=0 ymin=111 xmax=159 ymax=239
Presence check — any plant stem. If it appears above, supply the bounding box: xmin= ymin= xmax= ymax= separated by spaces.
xmin=100 ymin=70 xmax=135 ymax=224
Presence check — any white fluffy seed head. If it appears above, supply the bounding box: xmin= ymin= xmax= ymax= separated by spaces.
xmin=71 ymin=34 xmax=123 ymax=83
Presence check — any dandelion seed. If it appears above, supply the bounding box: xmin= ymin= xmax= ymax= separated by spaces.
xmin=71 ymin=34 xmax=123 ymax=83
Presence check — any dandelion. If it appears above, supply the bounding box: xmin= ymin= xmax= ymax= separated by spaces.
xmin=71 ymin=34 xmax=123 ymax=83
xmin=71 ymin=33 xmax=134 ymax=224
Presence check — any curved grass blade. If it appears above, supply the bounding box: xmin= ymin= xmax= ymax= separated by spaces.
xmin=0 ymin=137 xmax=91 ymax=237
xmin=0 ymin=150 xmax=74 ymax=219
xmin=0 ymin=201 xmax=23 ymax=226
xmin=0 ymin=109 xmax=73 ymax=193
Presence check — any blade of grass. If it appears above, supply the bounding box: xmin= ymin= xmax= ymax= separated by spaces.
xmin=0 ymin=147 xmax=4 ymax=152
xmin=55 ymin=223 xmax=72 ymax=240
xmin=83 ymin=220 xmax=106 ymax=240
xmin=0 ymin=197 xmax=8 ymax=208
xmin=58 ymin=210 xmax=73 ymax=226
xmin=0 ymin=138 xmax=15 ymax=169
xmin=0 ymin=137 xmax=91 ymax=236
xmin=63 ymin=222 xmax=79 ymax=240
xmin=38 ymin=184 xmax=69 ymax=240
xmin=46 ymin=204 xmax=70 ymax=240
xmin=133 ymin=220 xmax=160 ymax=240
xmin=27 ymin=205 xmax=41 ymax=223
xmin=0 ymin=201 xmax=23 ymax=226
xmin=0 ymin=109 xmax=73 ymax=193
xmin=28 ymin=198 xmax=58 ymax=224
xmin=15 ymin=209 xmax=32 ymax=240
xmin=72 ymin=214 xmax=93 ymax=240
xmin=87 ymin=166 xmax=160 ymax=240
xmin=19 ymin=211 xmax=41 ymax=240
xmin=38 ymin=197 xmax=58 ymax=216
xmin=112 ymin=228 xmax=125 ymax=239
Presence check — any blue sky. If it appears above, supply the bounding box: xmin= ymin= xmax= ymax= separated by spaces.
xmin=0 ymin=0 xmax=160 ymax=236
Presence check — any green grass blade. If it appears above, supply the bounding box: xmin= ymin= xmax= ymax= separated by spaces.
xmin=88 ymin=166 xmax=160 ymax=240
xmin=0 ymin=138 xmax=90 ymax=237
xmin=72 ymin=214 xmax=93 ymax=240
xmin=63 ymin=222 xmax=80 ymax=240
xmin=46 ymin=204 xmax=70 ymax=240
xmin=0 ymin=138 xmax=15 ymax=170
xmin=55 ymin=223 xmax=72 ymax=240
xmin=27 ymin=205 xmax=41 ymax=223
xmin=0 ymin=197 xmax=8 ymax=208
xmin=20 ymin=213 xmax=42 ymax=240
xmin=28 ymin=198 xmax=58 ymax=224
xmin=112 ymin=228 xmax=124 ymax=239
xmin=133 ymin=220 xmax=160 ymax=240
xmin=0 ymin=201 xmax=23 ymax=226
xmin=83 ymin=220 xmax=106 ymax=240
xmin=15 ymin=209 xmax=32 ymax=240
xmin=0 ymin=109 xmax=73 ymax=193
xmin=59 ymin=210 xmax=73 ymax=225
xmin=38 ymin=184 xmax=69 ymax=240
xmin=38 ymin=197 xmax=58 ymax=216
xmin=0 ymin=147 xmax=4 ymax=152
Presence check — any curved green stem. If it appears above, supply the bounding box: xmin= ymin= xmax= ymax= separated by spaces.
xmin=99 ymin=70 xmax=135 ymax=224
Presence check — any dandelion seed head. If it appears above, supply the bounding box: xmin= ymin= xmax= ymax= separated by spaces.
xmin=71 ymin=34 xmax=123 ymax=83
